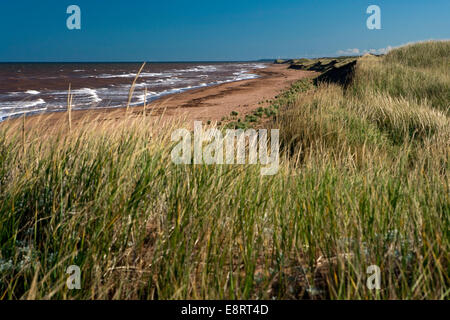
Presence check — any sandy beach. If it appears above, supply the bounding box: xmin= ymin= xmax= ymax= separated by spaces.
xmin=6 ymin=64 xmax=315 ymax=129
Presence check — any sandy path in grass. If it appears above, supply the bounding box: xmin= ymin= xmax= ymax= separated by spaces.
xmin=5 ymin=64 xmax=315 ymax=130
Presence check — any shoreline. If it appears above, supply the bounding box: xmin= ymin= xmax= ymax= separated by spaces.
xmin=4 ymin=64 xmax=316 ymax=129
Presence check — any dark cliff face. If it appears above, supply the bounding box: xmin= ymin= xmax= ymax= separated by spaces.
xmin=283 ymin=57 xmax=358 ymax=88
xmin=314 ymin=60 xmax=357 ymax=87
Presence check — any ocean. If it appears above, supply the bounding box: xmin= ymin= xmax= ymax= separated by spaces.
xmin=0 ymin=62 xmax=267 ymax=120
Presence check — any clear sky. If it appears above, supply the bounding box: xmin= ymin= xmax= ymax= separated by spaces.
xmin=0 ymin=0 xmax=449 ymax=62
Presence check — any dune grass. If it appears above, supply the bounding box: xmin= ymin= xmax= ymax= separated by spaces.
xmin=0 ymin=41 xmax=448 ymax=300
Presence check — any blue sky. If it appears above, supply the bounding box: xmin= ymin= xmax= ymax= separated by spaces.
xmin=0 ymin=0 xmax=449 ymax=61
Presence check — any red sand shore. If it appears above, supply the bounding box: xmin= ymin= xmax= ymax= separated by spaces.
xmin=5 ymin=64 xmax=315 ymax=129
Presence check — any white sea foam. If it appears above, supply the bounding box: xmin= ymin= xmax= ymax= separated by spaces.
xmin=97 ymin=72 xmax=166 ymax=79
xmin=75 ymin=88 xmax=102 ymax=103
xmin=234 ymin=73 xmax=259 ymax=81
xmin=173 ymin=65 xmax=219 ymax=73
xmin=22 ymin=99 xmax=46 ymax=108
xmin=25 ymin=90 xmax=40 ymax=95
xmin=0 ymin=107 xmax=47 ymax=121
xmin=51 ymin=88 xmax=102 ymax=104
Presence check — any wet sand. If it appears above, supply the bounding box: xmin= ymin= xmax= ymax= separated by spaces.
xmin=5 ymin=64 xmax=315 ymax=129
